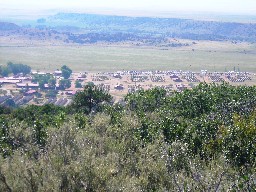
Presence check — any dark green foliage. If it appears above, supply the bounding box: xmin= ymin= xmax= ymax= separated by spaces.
xmin=71 ymin=83 xmax=112 ymax=114
xmin=99 ymin=103 xmax=124 ymax=125
xmin=12 ymin=104 xmax=66 ymax=126
xmin=0 ymin=106 xmax=12 ymax=115
xmin=0 ymin=117 xmax=11 ymax=156
xmin=125 ymin=87 xmax=167 ymax=113
xmin=32 ymin=73 xmax=54 ymax=89
xmin=75 ymin=80 xmax=82 ymax=88
xmin=3 ymin=99 xmax=16 ymax=108
xmin=168 ymin=82 xmax=256 ymax=120
xmin=33 ymin=120 xmax=47 ymax=147
xmin=61 ymin=65 xmax=72 ymax=79
xmin=48 ymin=78 xmax=56 ymax=89
xmin=59 ymin=79 xmax=71 ymax=90
xmin=0 ymin=66 xmax=10 ymax=77
xmin=222 ymin=112 xmax=256 ymax=167
xmin=0 ymin=62 xmax=31 ymax=77
xmin=7 ymin=62 xmax=31 ymax=75
xmin=45 ymin=90 xmax=58 ymax=98
xmin=158 ymin=83 xmax=256 ymax=163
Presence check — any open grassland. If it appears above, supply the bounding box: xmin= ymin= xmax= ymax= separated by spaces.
xmin=0 ymin=40 xmax=256 ymax=72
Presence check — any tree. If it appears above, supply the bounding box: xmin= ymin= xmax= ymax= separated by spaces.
xmin=48 ymin=78 xmax=56 ymax=89
xmin=32 ymin=74 xmax=53 ymax=89
xmin=59 ymin=79 xmax=71 ymax=90
xmin=75 ymin=80 xmax=82 ymax=88
xmin=7 ymin=62 xmax=31 ymax=75
xmin=45 ymin=90 xmax=58 ymax=98
xmin=4 ymin=99 xmax=16 ymax=108
xmin=125 ymin=87 xmax=167 ymax=113
xmin=222 ymin=112 xmax=256 ymax=167
xmin=71 ymin=83 xmax=112 ymax=114
xmin=0 ymin=66 xmax=10 ymax=77
xmin=61 ymin=65 xmax=72 ymax=79
xmin=38 ymin=80 xmax=45 ymax=89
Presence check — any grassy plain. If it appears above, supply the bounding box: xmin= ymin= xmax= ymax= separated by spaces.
xmin=0 ymin=40 xmax=256 ymax=72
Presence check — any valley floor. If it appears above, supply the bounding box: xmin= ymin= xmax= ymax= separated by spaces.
xmin=1 ymin=37 xmax=256 ymax=72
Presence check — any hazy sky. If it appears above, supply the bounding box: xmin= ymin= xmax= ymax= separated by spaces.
xmin=1 ymin=0 xmax=256 ymax=14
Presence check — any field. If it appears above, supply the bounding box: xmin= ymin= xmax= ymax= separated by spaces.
xmin=0 ymin=40 xmax=256 ymax=72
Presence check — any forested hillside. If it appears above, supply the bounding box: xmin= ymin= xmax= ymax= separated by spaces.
xmin=45 ymin=13 xmax=256 ymax=42
xmin=0 ymin=83 xmax=255 ymax=191
xmin=0 ymin=22 xmax=21 ymax=31
xmin=2 ymin=13 xmax=256 ymax=44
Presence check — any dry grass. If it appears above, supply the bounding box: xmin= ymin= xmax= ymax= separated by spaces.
xmin=0 ymin=39 xmax=256 ymax=72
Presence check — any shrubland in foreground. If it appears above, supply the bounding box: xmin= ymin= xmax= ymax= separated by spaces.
xmin=0 ymin=83 xmax=255 ymax=191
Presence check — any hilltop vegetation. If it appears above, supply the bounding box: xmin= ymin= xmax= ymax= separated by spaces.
xmin=44 ymin=13 xmax=256 ymax=42
xmin=0 ymin=83 xmax=255 ymax=191
xmin=0 ymin=22 xmax=20 ymax=31
xmin=1 ymin=12 xmax=256 ymax=46
xmin=0 ymin=62 xmax=31 ymax=77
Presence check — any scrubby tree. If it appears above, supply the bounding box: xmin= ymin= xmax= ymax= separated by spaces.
xmin=45 ymin=90 xmax=58 ymax=98
xmin=3 ymin=99 xmax=16 ymax=108
xmin=75 ymin=80 xmax=82 ymax=88
xmin=7 ymin=62 xmax=31 ymax=75
xmin=0 ymin=66 xmax=10 ymax=77
xmin=61 ymin=65 xmax=72 ymax=79
xmin=71 ymin=83 xmax=112 ymax=114
xmin=48 ymin=78 xmax=56 ymax=89
xmin=0 ymin=62 xmax=31 ymax=77
xmin=32 ymin=73 xmax=53 ymax=89
xmin=0 ymin=83 xmax=255 ymax=191
xmin=125 ymin=87 xmax=167 ymax=113
xmin=59 ymin=79 xmax=71 ymax=90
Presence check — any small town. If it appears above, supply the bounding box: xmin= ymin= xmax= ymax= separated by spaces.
xmin=0 ymin=63 xmax=255 ymax=107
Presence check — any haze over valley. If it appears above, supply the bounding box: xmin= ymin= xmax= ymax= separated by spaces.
xmin=1 ymin=11 xmax=256 ymax=72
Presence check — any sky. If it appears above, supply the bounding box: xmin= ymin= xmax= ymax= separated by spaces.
xmin=1 ymin=0 xmax=256 ymax=15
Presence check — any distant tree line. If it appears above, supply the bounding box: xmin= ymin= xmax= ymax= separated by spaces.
xmin=0 ymin=62 xmax=31 ymax=77
xmin=67 ymin=32 xmax=176 ymax=45
xmin=49 ymin=13 xmax=256 ymax=42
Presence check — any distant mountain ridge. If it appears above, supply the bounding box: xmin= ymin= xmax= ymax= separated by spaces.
xmin=0 ymin=22 xmax=20 ymax=31
xmin=1 ymin=13 xmax=256 ymax=43
xmin=44 ymin=13 xmax=256 ymax=42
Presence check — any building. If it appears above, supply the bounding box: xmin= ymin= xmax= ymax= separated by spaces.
xmin=54 ymin=70 xmax=62 ymax=76
xmin=16 ymin=83 xmax=39 ymax=88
